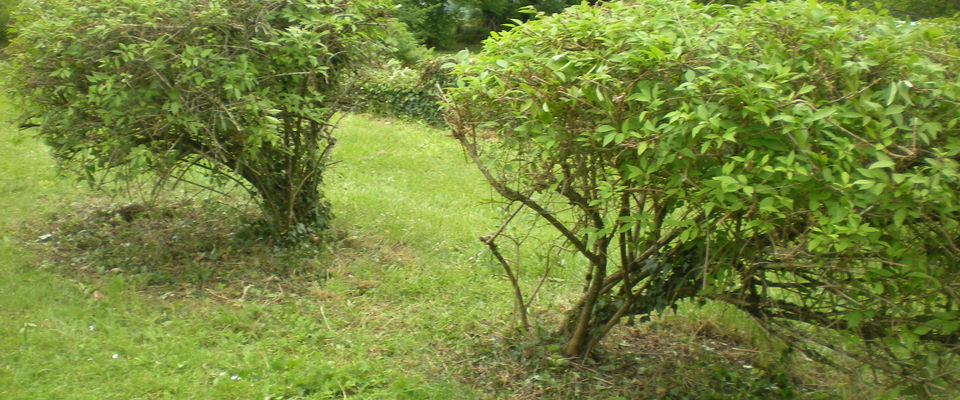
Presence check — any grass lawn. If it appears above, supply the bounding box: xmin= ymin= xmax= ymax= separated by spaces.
xmin=0 ymin=98 xmax=504 ymax=398
xmin=0 ymin=96 xmax=884 ymax=399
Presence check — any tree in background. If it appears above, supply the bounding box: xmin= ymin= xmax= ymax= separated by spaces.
xmin=394 ymin=0 xmax=958 ymax=50
xmin=395 ymin=0 xmax=583 ymax=49
xmin=3 ymin=0 xmax=398 ymax=238
xmin=446 ymin=0 xmax=960 ymax=395
xmin=393 ymin=0 xmax=457 ymax=48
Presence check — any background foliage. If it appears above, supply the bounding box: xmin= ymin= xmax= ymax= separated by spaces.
xmin=446 ymin=0 xmax=960 ymax=396
xmin=394 ymin=0 xmax=585 ymax=49
xmin=387 ymin=0 xmax=960 ymax=51
xmin=836 ymin=0 xmax=957 ymax=18
xmin=705 ymin=0 xmax=958 ymax=18
xmin=352 ymin=56 xmax=456 ymax=127
xmin=0 ymin=0 xmax=19 ymax=48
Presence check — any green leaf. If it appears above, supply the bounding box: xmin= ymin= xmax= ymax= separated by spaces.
xmin=636 ymin=141 xmax=649 ymax=155
xmin=647 ymin=45 xmax=665 ymax=59
xmin=883 ymin=105 xmax=906 ymax=116
xmin=805 ymin=107 xmax=836 ymax=123
xmin=893 ymin=208 xmax=907 ymax=227
xmin=884 ymin=81 xmax=898 ymax=106
xmin=715 ymin=176 xmax=739 ymax=192
xmin=845 ymin=311 xmax=865 ymax=328
xmin=869 ymin=156 xmax=895 ymax=170
xmin=758 ymin=196 xmax=778 ymax=213
xmin=602 ymin=132 xmax=617 ymax=146
xmin=596 ymin=125 xmax=616 ymax=133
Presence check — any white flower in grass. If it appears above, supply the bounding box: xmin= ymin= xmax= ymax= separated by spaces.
xmin=111 ymin=353 xmax=120 ymax=359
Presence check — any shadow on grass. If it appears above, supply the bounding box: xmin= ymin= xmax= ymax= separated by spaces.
xmin=19 ymin=197 xmax=343 ymax=300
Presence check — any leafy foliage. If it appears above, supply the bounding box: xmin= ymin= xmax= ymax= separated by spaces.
xmin=445 ymin=0 xmax=960 ymax=395
xmin=2 ymin=0 xmax=395 ymax=236
xmin=352 ymin=57 xmax=455 ymax=126
xmin=704 ymin=0 xmax=960 ymax=19
xmin=0 ymin=0 xmax=18 ymax=48
xmin=354 ymin=81 xmax=444 ymax=127
xmin=395 ymin=0 xmax=584 ymax=49
xmin=393 ymin=0 xmax=458 ymax=48
xmin=833 ymin=0 xmax=958 ymax=19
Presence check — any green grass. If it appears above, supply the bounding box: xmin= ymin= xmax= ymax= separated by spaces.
xmin=0 ymin=98 xmax=882 ymax=399
xmin=0 ymin=105 xmax=500 ymax=399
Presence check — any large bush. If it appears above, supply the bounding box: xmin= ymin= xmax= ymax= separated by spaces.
xmin=3 ymin=0 xmax=395 ymax=236
xmin=445 ymin=0 xmax=960 ymax=394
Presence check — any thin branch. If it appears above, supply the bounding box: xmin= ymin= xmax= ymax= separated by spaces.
xmin=481 ymin=236 xmax=530 ymax=332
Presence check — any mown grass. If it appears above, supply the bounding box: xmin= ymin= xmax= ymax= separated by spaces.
xmin=0 ymin=96 xmax=886 ymax=399
xmin=0 ymin=103 xmax=495 ymax=398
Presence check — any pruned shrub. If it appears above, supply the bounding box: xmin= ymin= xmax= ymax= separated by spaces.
xmin=3 ymin=0 xmax=396 ymax=237
xmin=444 ymin=0 xmax=960 ymax=395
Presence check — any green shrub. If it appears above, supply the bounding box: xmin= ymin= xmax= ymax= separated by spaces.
xmin=352 ymin=57 xmax=454 ymax=127
xmin=354 ymin=82 xmax=444 ymax=126
xmin=445 ymin=0 xmax=960 ymax=395
xmin=3 ymin=0 xmax=396 ymax=237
